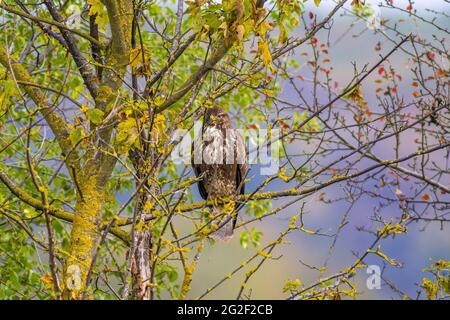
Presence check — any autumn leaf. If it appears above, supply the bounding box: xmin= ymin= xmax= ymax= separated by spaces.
xmin=277 ymin=167 xmax=290 ymax=182
xmin=258 ymin=40 xmax=275 ymax=73
xmin=40 ymin=274 xmax=54 ymax=290
xmin=40 ymin=274 xmax=53 ymax=284
xmin=256 ymin=20 xmax=273 ymax=38
xmin=116 ymin=117 xmax=139 ymax=154
xmin=144 ymin=201 xmax=153 ymax=212
xmin=436 ymin=69 xmax=449 ymax=78
xmin=426 ymin=51 xmax=435 ymax=61
xmin=278 ymin=119 xmax=290 ymax=132
xmin=130 ymin=47 xmax=142 ymax=70
xmin=345 ymin=84 xmax=366 ymax=106
xmin=421 ymin=278 xmax=438 ymax=300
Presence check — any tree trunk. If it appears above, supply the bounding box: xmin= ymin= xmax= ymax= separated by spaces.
xmin=63 ymin=176 xmax=105 ymax=299
xmin=130 ymin=190 xmax=153 ymax=300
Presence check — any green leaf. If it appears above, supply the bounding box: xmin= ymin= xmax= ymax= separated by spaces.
xmin=168 ymin=269 xmax=178 ymax=282
xmin=283 ymin=278 xmax=302 ymax=292
xmin=69 ymin=127 xmax=83 ymax=146
xmin=23 ymin=208 xmax=37 ymax=219
xmin=86 ymin=108 xmax=105 ymax=125
xmin=0 ymin=79 xmax=17 ymax=112
xmin=240 ymin=230 xmax=249 ymax=249
xmin=251 ymin=227 xmax=262 ymax=247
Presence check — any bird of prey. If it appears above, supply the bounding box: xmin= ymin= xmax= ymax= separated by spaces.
xmin=191 ymin=106 xmax=248 ymax=240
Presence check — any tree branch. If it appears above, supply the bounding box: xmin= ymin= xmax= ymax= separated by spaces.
xmin=153 ymin=0 xmax=268 ymax=113
xmin=170 ymin=141 xmax=449 ymax=215
xmin=0 ymin=3 xmax=104 ymax=47
xmin=43 ymin=1 xmax=99 ymax=98
xmin=0 ymin=45 xmax=77 ymax=170
xmin=0 ymin=170 xmax=130 ymax=243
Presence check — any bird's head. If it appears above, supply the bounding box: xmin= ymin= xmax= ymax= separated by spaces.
xmin=205 ymin=106 xmax=230 ymax=127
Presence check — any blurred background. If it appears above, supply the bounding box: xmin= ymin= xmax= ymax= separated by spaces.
xmin=184 ymin=0 xmax=450 ymax=299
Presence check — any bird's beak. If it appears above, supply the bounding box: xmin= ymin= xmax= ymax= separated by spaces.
xmin=217 ymin=114 xmax=225 ymax=124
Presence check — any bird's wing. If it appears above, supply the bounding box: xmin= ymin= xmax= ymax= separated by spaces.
xmin=235 ymin=129 xmax=248 ymax=195
xmin=191 ymin=137 xmax=208 ymax=200
xmin=233 ymin=130 xmax=248 ymax=226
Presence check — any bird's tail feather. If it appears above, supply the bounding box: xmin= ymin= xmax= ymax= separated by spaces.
xmin=210 ymin=206 xmax=234 ymax=242
xmin=210 ymin=217 xmax=234 ymax=241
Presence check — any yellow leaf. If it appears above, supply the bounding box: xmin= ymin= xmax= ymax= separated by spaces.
xmin=40 ymin=274 xmax=53 ymax=284
xmin=258 ymin=40 xmax=272 ymax=68
xmin=421 ymin=278 xmax=438 ymax=300
xmin=87 ymin=0 xmax=108 ymax=29
xmin=345 ymin=84 xmax=366 ymax=106
xmin=80 ymin=105 xmax=89 ymax=113
xmin=116 ymin=118 xmax=139 ymax=155
xmin=130 ymin=47 xmax=142 ymax=70
xmin=277 ymin=167 xmax=290 ymax=182
xmin=144 ymin=201 xmax=153 ymax=212
xmin=256 ymin=20 xmax=273 ymax=38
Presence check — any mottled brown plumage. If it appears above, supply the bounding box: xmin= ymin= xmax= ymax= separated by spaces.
xmin=191 ymin=106 xmax=248 ymax=240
